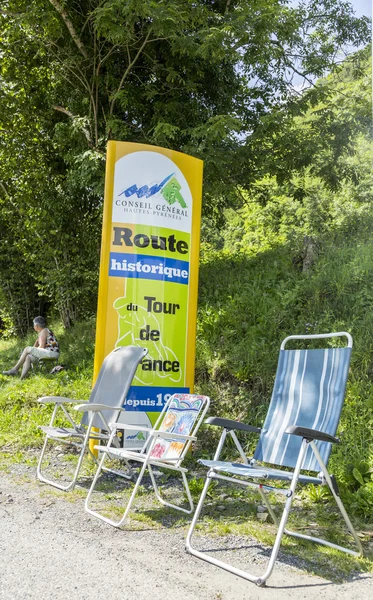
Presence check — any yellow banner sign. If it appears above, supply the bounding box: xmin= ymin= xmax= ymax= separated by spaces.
xmin=94 ymin=141 xmax=203 ymax=436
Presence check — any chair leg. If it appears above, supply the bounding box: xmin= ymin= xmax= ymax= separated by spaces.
xmin=257 ymin=486 xmax=280 ymax=525
xmin=283 ymin=442 xmax=363 ymax=556
xmin=85 ymin=451 xmax=148 ymax=528
xmin=186 ymin=439 xmax=309 ymax=586
xmin=186 ymin=471 xmax=213 ymax=548
xmin=326 ymin=480 xmax=363 ymax=555
xmin=37 ymin=419 xmax=94 ymax=491
xmin=148 ymin=465 xmax=194 ymax=514
xmin=186 ymin=471 xmax=269 ymax=585
xmin=36 ymin=435 xmax=86 ymax=492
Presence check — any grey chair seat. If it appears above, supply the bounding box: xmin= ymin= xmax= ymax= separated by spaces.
xmin=39 ymin=426 xmax=85 ymax=438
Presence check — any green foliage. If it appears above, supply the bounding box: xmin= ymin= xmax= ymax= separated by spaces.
xmin=0 ymin=1 xmax=370 ymax=328
xmin=301 ymin=484 xmax=331 ymax=504
xmin=194 ymin=49 xmax=373 ymax=518
xmin=0 ymin=0 xmax=372 ymax=529
xmin=350 ymin=483 xmax=373 ymax=519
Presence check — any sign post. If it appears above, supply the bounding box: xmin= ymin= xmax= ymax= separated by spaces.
xmin=94 ymin=141 xmax=203 ymax=446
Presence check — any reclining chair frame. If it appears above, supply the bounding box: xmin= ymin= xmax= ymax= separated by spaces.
xmin=85 ymin=393 xmax=210 ymax=527
xmin=186 ymin=332 xmax=363 ymax=587
xmin=36 ymin=345 xmax=148 ymax=491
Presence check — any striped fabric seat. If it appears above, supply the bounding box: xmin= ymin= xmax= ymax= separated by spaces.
xmin=199 ymin=460 xmax=323 ymax=484
xmin=254 ymin=346 xmax=351 ymax=471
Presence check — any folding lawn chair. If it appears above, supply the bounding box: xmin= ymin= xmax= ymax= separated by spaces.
xmin=36 ymin=345 xmax=148 ymax=491
xmin=85 ymin=393 xmax=210 ymax=527
xmin=34 ymin=354 xmax=59 ymax=373
xmin=186 ymin=332 xmax=363 ymax=587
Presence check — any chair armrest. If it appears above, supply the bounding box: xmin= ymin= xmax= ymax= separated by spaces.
xmin=109 ymin=423 xmax=152 ymax=432
xmin=38 ymin=396 xmax=84 ymax=405
xmin=152 ymin=431 xmax=196 ymax=442
xmin=107 ymin=423 xmax=195 ymax=443
xmin=205 ymin=416 xmax=261 ymax=434
xmin=107 ymin=423 xmax=195 ymax=442
xmin=74 ymin=404 xmax=126 ymax=413
xmin=286 ymin=425 xmax=340 ymax=444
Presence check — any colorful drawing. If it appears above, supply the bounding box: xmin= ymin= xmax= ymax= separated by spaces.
xmin=150 ymin=441 xmax=168 ymax=459
xmin=161 ymin=411 xmax=178 ymax=432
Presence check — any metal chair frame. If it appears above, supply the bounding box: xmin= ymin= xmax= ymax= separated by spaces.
xmin=85 ymin=393 xmax=210 ymax=527
xmin=186 ymin=333 xmax=363 ymax=586
xmin=36 ymin=346 xmax=147 ymax=491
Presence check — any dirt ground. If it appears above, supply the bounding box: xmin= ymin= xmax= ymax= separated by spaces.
xmin=0 ymin=470 xmax=372 ymax=600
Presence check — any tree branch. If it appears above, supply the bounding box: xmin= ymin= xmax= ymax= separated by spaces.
xmin=53 ymin=105 xmax=93 ymax=146
xmin=269 ymin=39 xmax=317 ymax=88
xmin=0 ymin=181 xmax=10 ymax=197
xmin=48 ymin=0 xmax=88 ymax=59
xmin=109 ymin=29 xmax=152 ymax=116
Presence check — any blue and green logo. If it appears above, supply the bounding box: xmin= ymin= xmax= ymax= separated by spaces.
xmin=119 ymin=173 xmax=187 ymax=208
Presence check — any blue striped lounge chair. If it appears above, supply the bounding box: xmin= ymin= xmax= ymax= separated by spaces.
xmin=186 ymin=332 xmax=363 ymax=586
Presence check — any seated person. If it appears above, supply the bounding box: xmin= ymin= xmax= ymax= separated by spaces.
xmin=3 ymin=316 xmax=60 ymax=380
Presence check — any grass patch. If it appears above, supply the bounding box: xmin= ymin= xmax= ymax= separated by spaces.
xmin=0 ymin=318 xmax=95 ymax=449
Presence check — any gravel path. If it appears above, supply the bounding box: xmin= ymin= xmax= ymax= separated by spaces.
xmin=0 ymin=472 xmax=372 ymax=600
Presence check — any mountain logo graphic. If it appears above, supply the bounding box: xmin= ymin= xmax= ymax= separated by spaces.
xmin=119 ymin=173 xmax=187 ymax=208
xmin=125 ymin=431 xmax=146 ymax=441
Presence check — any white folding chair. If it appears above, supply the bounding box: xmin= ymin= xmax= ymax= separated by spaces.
xmin=85 ymin=393 xmax=210 ymax=527
xmin=36 ymin=345 xmax=147 ymax=491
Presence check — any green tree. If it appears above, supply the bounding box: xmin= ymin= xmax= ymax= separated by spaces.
xmin=0 ymin=1 xmax=369 ymax=330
